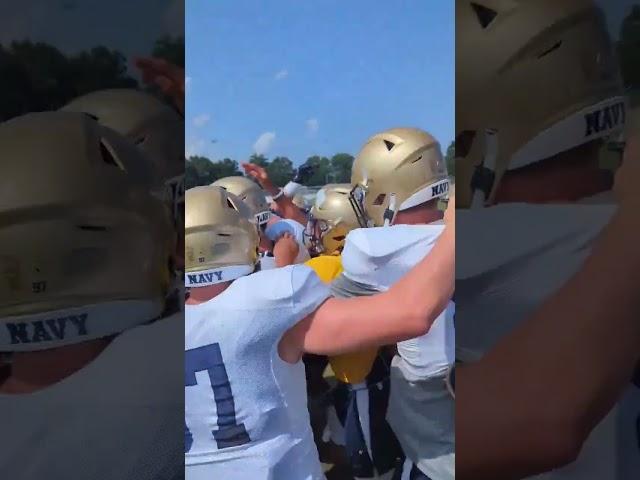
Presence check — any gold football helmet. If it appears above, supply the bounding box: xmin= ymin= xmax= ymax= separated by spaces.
xmin=456 ymin=0 xmax=626 ymax=208
xmin=211 ymin=176 xmax=271 ymax=227
xmin=184 ymin=186 xmax=259 ymax=288
xmin=0 ymin=112 xmax=175 ymax=351
xmin=306 ymin=184 xmax=359 ymax=255
xmin=61 ymin=88 xmax=185 ymax=221
xmin=350 ymin=127 xmax=449 ymax=227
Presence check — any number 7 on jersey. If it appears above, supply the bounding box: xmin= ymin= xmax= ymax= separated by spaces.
xmin=185 ymin=343 xmax=250 ymax=452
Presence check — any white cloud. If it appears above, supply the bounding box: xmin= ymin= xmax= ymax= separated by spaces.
xmin=185 ymin=76 xmax=192 ymax=92
xmin=253 ymin=132 xmax=276 ymax=155
xmin=193 ymin=114 xmax=211 ymax=128
xmin=306 ymin=118 xmax=319 ymax=135
xmin=274 ymin=69 xmax=288 ymax=81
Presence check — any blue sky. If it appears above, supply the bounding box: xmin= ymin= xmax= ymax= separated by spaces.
xmin=186 ymin=0 xmax=454 ymax=165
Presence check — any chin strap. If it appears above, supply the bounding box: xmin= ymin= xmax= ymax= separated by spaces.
xmin=383 ymin=193 xmax=397 ymax=226
xmin=471 ymin=128 xmax=498 ymax=208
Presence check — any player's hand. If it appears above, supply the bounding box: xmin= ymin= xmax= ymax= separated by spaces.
xmin=614 ymin=135 xmax=639 ymax=207
xmin=134 ymin=57 xmax=185 ymax=115
xmin=242 ymin=162 xmax=277 ymax=194
xmin=273 ymin=233 xmax=299 ymax=267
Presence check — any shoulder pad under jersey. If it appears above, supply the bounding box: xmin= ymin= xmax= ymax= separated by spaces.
xmin=341 ymin=224 xmax=444 ymax=290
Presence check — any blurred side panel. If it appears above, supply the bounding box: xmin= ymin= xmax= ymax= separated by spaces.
xmin=0 ymin=1 xmax=185 ymax=479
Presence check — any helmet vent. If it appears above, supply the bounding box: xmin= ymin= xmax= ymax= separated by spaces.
xmin=383 ymin=140 xmax=395 ymax=151
xmin=77 ymin=225 xmax=108 ymax=232
xmin=412 ymin=154 xmax=423 ymax=164
xmin=99 ymin=140 xmax=125 ymax=171
xmin=83 ymin=112 xmax=99 ymax=121
xmin=134 ymin=135 xmax=147 ymax=145
xmin=537 ymin=41 xmax=562 ymax=59
xmin=373 ymin=193 xmax=386 ymax=206
xmin=471 ymin=2 xmax=497 ymax=29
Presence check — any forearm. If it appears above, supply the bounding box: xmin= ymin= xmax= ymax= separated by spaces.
xmin=457 ymin=206 xmax=640 ymax=478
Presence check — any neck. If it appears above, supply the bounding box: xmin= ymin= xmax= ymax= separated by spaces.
xmin=186 ymin=282 xmax=232 ymax=305
xmin=494 ymin=143 xmax=614 ymax=204
xmin=395 ymin=206 xmax=443 ymax=225
xmin=0 ymin=337 xmax=112 ymax=394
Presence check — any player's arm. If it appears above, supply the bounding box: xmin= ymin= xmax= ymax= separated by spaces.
xmin=456 ymin=145 xmax=640 ymax=478
xmin=280 ymin=217 xmax=454 ymax=361
xmin=242 ymin=162 xmax=308 ymax=225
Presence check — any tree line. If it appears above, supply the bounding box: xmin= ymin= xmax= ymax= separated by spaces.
xmin=0 ymin=36 xmax=184 ymax=122
xmin=186 ymin=142 xmax=456 ymax=189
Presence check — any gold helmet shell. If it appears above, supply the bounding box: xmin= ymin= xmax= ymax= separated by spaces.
xmin=455 ymin=0 xmax=626 ymax=208
xmin=307 ymin=184 xmax=359 ymax=255
xmin=350 ymin=127 xmax=449 ymax=227
xmin=0 ymin=112 xmax=175 ymax=351
xmin=184 ymin=186 xmax=259 ymax=287
xmin=61 ymin=88 xmax=185 ymax=221
xmin=211 ymin=176 xmax=271 ymax=226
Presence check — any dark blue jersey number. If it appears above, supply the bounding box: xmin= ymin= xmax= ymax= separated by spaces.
xmin=185 ymin=343 xmax=250 ymax=452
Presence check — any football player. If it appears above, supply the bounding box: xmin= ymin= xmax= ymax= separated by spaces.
xmin=305 ymin=184 xmax=403 ymax=479
xmin=454 ymin=1 xmax=640 ymax=478
xmin=0 ymin=111 xmax=183 ymax=479
xmin=184 ymin=185 xmax=454 ymax=480
xmin=338 ymin=127 xmax=454 ymax=480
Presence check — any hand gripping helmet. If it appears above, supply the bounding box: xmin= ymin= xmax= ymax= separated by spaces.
xmin=210 ymin=176 xmax=271 ymax=227
xmin=306 ymin=184 xmax=360 ymax=255
xmin=455 ymin=0 xmax=626 ymax=208
xmin=184 ymin=186 xmax=259 ymax=288
xmin=61 ymin=88 xmax=185 ymax=223
xmin=349 ymin=127 xmax=450 ymax=227
xmin=0 ymin=112 xmax=175 ymax=351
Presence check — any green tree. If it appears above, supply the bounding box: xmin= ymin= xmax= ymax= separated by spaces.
xmin=300 ymin=155 xmax=331 ymax=186
xmin=185 ymin=156 xmax=242 ymax=187
xmin=330 ymin=153 xmax=354 ymax=183
xmin=0 ymin=41 xmax=138 ymax=121
xmin=444 ymin=141 xmax=455 ymax=178
xmin=249 ymin=153 xmax=269 ymax=168
xmin=267 ymin=156 xmax=296 ymax=187
xmin=211 ymin=158 xmax=243 ymax=182
xmin=152 ymin=35 xmax=185 ymax=68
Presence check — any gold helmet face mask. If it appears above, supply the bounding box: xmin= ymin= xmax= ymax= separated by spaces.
xmin=349 ymin=127 xmax=450 ymax=227
xmin=0 ymin=112 xmax=175 ymax=352
xmin=184 ymin=186 xmax=259 ymax=288
xmin=306 ymin=184 xmax=359 ymax=255
xmin=61 ymin=88 xmax=186 ymax=224
xmin=210 ymin=176 xmax=272 ymax=228
xmin=455 ymin=0 xmax=626 ymax=208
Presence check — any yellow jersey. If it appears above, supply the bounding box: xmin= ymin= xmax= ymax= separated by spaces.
xmin=305 ymin=254 xmax=378 ymax=384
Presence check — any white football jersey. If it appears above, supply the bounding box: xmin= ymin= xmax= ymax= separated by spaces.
xmin=456 ymin=201 xmax=640 ymax=480
xmin=184 ymin=265 xmax=329 ymax=480
xmin=341 ymin=223 xmax=455 ymax=379
xmin=0 ymin=314 xmax=184 ymax=480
